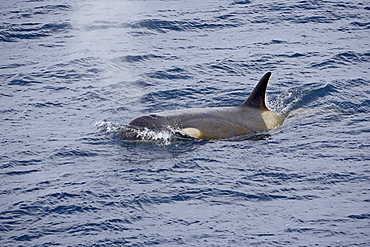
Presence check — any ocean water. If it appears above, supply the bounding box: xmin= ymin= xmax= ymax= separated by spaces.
xmin=1 ymin=0 xmax=369 ymax=246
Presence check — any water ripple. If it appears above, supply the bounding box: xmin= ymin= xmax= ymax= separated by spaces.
xmin=0 ymin=22 xmax=72 ymax=42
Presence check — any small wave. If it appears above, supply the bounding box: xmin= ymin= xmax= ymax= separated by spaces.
xmin=5 ymin=158 xmax=43 ymax=168
xmin=85 ymin=20 xmax=118 ymax=31
xmin=52 ymin=149 xmax=99 ymax=158
xmin=144 ymin=67 xmax=192 ymax=80
xmin=7 ymin=4 xmax=72 ymax=19
xmin=147 ymin=187 xmax=293 ymax=205
xmin=115 ymin=54 xmax=163 ymax=63
xmin=8 ymin=74 xmax=42 ymax=86
xmin=67 ymin=221 xmax=133 ymax=235
xmin=339 ymin=21 xmax=370 ymax=31
xmin=310 ymin=51 xmax=370 ymax=69
xmin=30 ymin=101 xmax=64 ymax=108
xmin=232 ymin=0 xmax=251 ymax=5
xmin=0 ymin=63 xmax=36 ymax=69
xmin=348 ymin=213 xmax=370 ymax=220
xmin=292 ymin=15 xmax=338 ymax=24
xmin=7 ymin=66 xmax=96 ymax=86
xmin=0 ymin=22 xmax=72 ymax=42
xmin=126 ymin=18 xmax=239 ymax=34
xmin=3 ymin=169 xmax=40 ymax=176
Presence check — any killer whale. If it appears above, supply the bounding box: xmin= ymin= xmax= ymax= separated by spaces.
xmin=121 ymin=72 xmax=285 ymax=140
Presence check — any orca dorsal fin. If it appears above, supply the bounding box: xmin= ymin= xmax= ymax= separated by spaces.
xmin=240 ymin=72 xmax=271 ymax=110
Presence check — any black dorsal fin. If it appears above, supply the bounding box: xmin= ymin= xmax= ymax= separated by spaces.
xmin=240 ymin=72 xmax=271 ymax=110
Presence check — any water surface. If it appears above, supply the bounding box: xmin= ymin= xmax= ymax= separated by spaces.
xmin=1 ymin=0 xmax=369 ymax=246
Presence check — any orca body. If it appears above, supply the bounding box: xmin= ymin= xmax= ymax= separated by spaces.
xmin=122 ymin=72 xmax=285 ymax=140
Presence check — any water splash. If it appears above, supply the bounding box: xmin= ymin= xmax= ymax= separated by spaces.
xmin=95 ymin=120 xmax=122 ymax=133
xmin=95 ymin=121 xmax=179 ymax=145
xmin=119 ymin=126 xmax=176 ymax=145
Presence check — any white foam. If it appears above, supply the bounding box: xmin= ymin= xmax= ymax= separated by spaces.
xmin=126 ymin=127 xmax=175 ymax=145
xmin=95 ymin=120 xmax=121 ymax=133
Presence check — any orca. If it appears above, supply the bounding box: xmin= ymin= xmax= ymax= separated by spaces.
xmin=121 ymin=72 xmax=285 ymax=140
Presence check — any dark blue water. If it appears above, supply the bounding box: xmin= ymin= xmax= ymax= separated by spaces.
xmin=1 ymin=0 xmax=369 ymax=246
